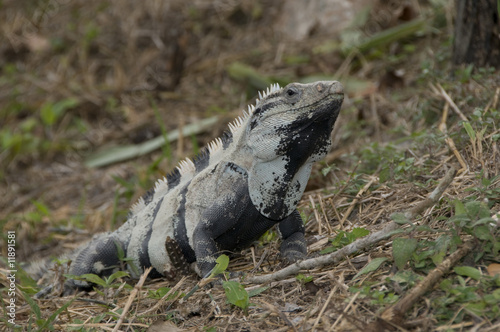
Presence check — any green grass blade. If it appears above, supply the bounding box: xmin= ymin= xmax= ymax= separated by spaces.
xmin=37 ymin=297 xmax=75 ymax=331
xmin=346 ymin=18 xmax=427 ymax=54
xmin=84 ymin=116 xmax=219 ymax=168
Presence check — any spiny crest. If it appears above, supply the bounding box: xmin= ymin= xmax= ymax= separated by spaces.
xmin=257 ymin=83 xmax=281 ymax=102
xmin=131 ymin=196 xmax=146 ymax=215
xmin=173 ymin=82 xmax=281 ymax=172
xmin=207 ymin=137 xmax=223 ymax=154
xmin=228 ymin=115 xmax=248 ymax=134
xmin=227 ymin=83 xmax=281 ymax=134
xmin=131 ymin=83 xmax=283 ymax=215
xmin=176 ymin=158 xmax=196 ymax=174
xmin=154 ymin=176 xmax=169 ymax=192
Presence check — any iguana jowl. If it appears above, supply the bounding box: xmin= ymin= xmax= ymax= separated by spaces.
xmin=40 ymin=81 xmax=344 ymax=292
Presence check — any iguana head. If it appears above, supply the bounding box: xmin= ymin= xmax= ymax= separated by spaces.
xmin=247 ymin=81 xmax=343 ymax=161
xmin=245 ymin=81 xmax=344 ymax=220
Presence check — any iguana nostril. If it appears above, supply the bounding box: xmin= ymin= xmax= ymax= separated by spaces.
xmin=316 ymin=83 xmax=324 ymax=93
xmin=329 ymin=81 xmax=344 ymax=95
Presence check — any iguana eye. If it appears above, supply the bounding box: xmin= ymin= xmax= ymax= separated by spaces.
xmin=286 ymin=88 xmax=297 ymax=96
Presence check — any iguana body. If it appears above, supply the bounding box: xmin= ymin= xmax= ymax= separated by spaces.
xmin=36 ymin=81 xmax=343 ymax=293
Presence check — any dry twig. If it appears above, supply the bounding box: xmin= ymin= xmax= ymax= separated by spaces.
xmin=368 ymin=239 xmax=476 ymax=331
xmin=432 ymin=83 xmax=468 ymax=122
xmin=438 ymin=102 xmax=468 ymax=171
xmin=244 ymin=167 xmax=457 ymax=284
xmin=112 ymin=267 xmax=152 ymax=332
xmin=139 ymin=276 xmax=187 ymax=316
xmin=339 ymin=176 xmax=378 ymax=226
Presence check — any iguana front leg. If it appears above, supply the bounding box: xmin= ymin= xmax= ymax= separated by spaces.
xmin=277 ymin=209 xmax=307 ymax=263
xmin=192 ymin=192 xmax=246 ymax=277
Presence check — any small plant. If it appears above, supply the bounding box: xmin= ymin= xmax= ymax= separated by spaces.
xmin=62 ymin=242 xmax=136 ymax=298
xmin=349 ymin=283 xmax=399 ymax=306
xmin=222 ymin=280 xmax=250 ymax=313
xmin=64 ymin=270 xmax=131 ymax=297
xmin=320 ymin=227 xmax=369 ymax=254
xmin=114 ymin=240 xmax=140 ymax=276
xmin=147 ymin=287 xmax=181 ymax=300
xmin=353 ymin=257 xmax=389 ymax=281
xmin=433 ymin=274 xmax=500 ymax=324
xmin=22 ymin=292 xmax=75 ymax=331
xmin=40 ymin=98 xmax=79 ymax=127
xmin=185 ymin=254 xmax=267 ymax=314
xmin=222 ymin=277 xmax=267 ymax=313
xmin=449 ymin=200 xmax=499 ymax=259
xmin=392 ymin=237 xmax=418 ymax=270
xmin=24 ymin=200 xmax=51 ymax=226
xmin=296 ymin=273 xmax=314 ymax=284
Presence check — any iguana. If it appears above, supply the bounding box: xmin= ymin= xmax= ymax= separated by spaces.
xmin=32 ymin=80 xmax=344 ymax=295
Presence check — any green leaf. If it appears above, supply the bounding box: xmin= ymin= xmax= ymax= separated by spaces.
xmin=454 ymin=266 xmax=482 ymax=281
xmin=296 ymin=274 xmax=314 ymax=284
xmin=321 ymin=228 xmax=370 ymax=254
xmin=222 ymin=280 xmax=249 ymax=310
xmin=247 ymin=286 xmax=268 ymax=298
xmin=40 ymin=98 xmax=79 ymax=126
xmin=353 ymin=257 xmax=388 ymax=280
xmin=473 ymin=225 xmax=493 ymax=241
xmin=114 ymin=240 xmax=126 ymax=261
xmin=465 ymin=201 xmax=480 ymax=218
xmin=431 ymin=235 xmax=451 ymax=265
xmin=204 ymin=327 xmax=217 ymax=332
xmin=209 ymin=254 xmax=229 ymax=278
xmin=393 ymin=238 xmax=418 ymax=270
xmin=321 ymin=165 xmax=334 ymax=176
xmin=40 ymin=103 xmax=56 ymax=126
xmin=125 ymin=259 xmax=140 ymax=277
xmin=351 ymin=227 xmax=370 ymax=239
xmin=31 ymin=200 xmax=50 ymax=216
xmin=22 ymin=291 xmax=42 ymax=320
xmin=471 ymin=217 xmax=495 ymax=227
xmin=80 ymin=274 xmax=108 ymax=287
xmin=391 ymin=212 xmax=411 ymax=225
xmin=454 ymin=200 xmax=467 ymax=216
xmin=52 ymin=98 xmax=79 ymax=115
xmin=106 ymin=271 xmax=129 ymax=284
xmin=147 ymin=287 xmax=180 ymax=300
xmin=379 ymin=167 xmax=391 ymax=183
xmin=156 ymin=287 xmax=171 ymax=297
xmin=463 ymin=121 xmax=476 ymax=141
xmin=320 ymin=246 xmax=336 ymax=254
xmin=466 ymin=301 xmax=486 ymax=316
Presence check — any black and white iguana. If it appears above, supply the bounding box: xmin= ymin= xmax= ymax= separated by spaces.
xmin=32 ymin=80 xmax=344 ymax=294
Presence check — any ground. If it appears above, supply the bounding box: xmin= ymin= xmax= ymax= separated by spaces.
xmin=1 ymin=1 xmax=499 ymax=331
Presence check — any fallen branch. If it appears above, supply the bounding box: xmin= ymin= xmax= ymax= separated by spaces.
xmin=244 ymin=167 xmax=457 ymax=284
xmin=369 ymin=239 xmax=476 ymax=331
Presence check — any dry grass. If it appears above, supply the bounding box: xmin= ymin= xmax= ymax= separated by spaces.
xmin=1 ymin=0 xmax=500 ymax=331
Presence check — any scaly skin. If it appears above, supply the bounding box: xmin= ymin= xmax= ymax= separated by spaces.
xmin=32 ymin=81 xmax=344 ymax=295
